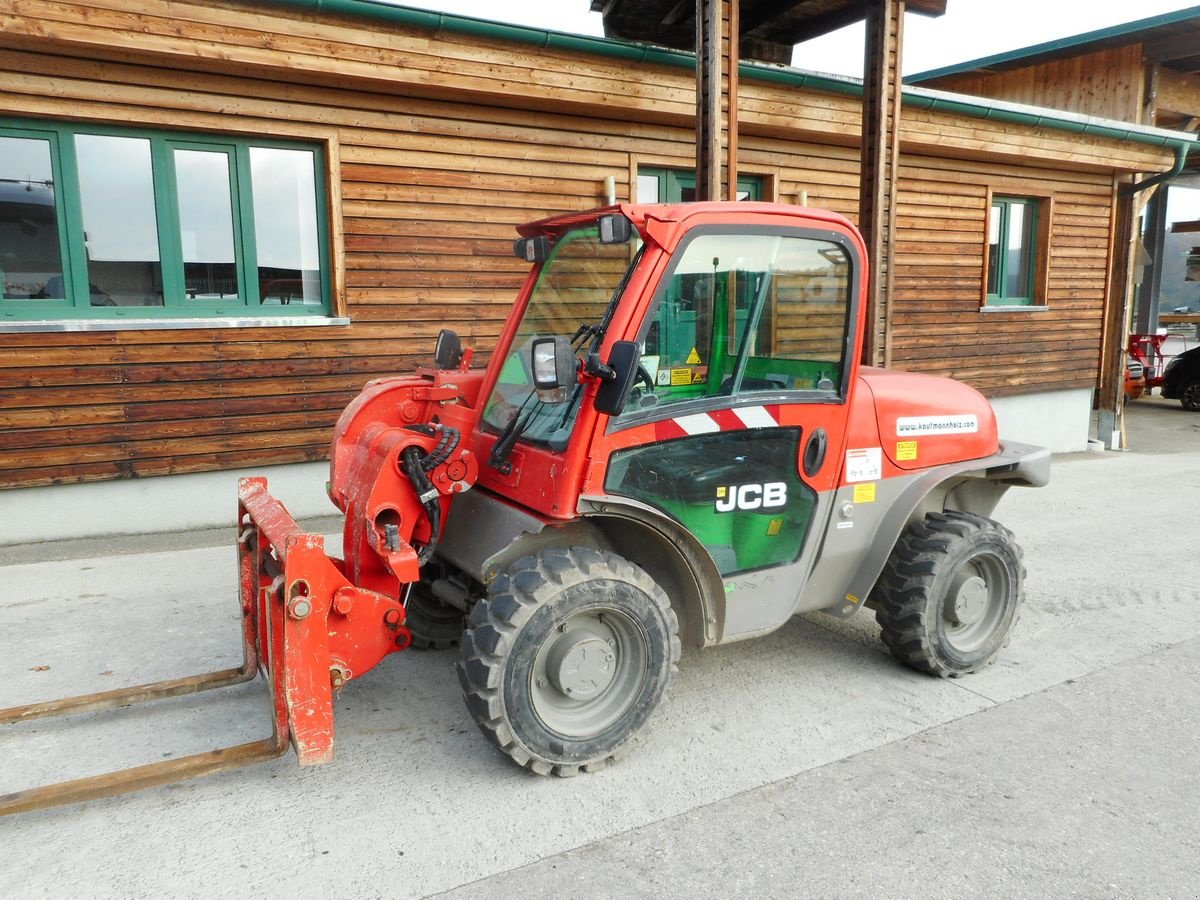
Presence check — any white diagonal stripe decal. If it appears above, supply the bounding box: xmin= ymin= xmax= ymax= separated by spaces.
xmin=733 ymin=406 xmax=778 ymax=429
xmin=675 ymin=413 xmax=721 ymax=435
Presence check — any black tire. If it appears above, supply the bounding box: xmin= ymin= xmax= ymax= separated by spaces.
xmin=1180 ymin=380 xmax=1200 ymax=412
xmin=457 ymin=547 xmax=680 ymax=776
xmin=404 ymin=583 xmax=465 ymax=650
xmin=872 ymin=510 xmax=1024 ymax=678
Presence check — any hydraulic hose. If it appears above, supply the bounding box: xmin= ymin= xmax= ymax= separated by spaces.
xmin=399 ymin=424 xmax=459 ymax=566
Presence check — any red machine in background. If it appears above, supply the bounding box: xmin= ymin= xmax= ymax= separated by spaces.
xmin=1127 ymin=333 xmax=1170 ymax=394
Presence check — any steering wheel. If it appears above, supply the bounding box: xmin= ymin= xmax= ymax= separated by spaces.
xmin=631 ymin=364 xmax=658 ymax=408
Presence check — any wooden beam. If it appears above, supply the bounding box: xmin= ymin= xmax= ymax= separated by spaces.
xmin=1096 ymin=178 xmax=1136 ymax=450
xmin=740 ymin=0 xmax=803 ymax=34
xmin=858 ymin=0 xmax=905 ymax=367
xmin=1157 ymin=68 xmax=1200 ymax=118
xmin=695 ymin=0 xmax=739 ymax=201
xmin=772 ymin=6 xmax=865 ymax=44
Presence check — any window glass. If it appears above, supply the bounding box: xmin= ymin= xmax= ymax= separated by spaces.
xmin=638 ymin=167 xmax=763 ymax=204
xmin=175 ymin=148 xmax=239 ymax=301
xmin=482 ymin=224 xmax=638 ymax=449
xmin=2 ymin=120 xmax=331 ymax=319
xmin=1004 ymin=201 xmax=1033 ymax=297
xmin=987 ymin=197 xmax=1038 ymax=306
xmin=250 ymin=147 xmax=321 ymax=305
xmin=636 ymin=174 xmax=660 ymax=204
xmin=986 ymin=204 xmax=1002 ymax=295
xmin=624 ymin=232 xmax=850 ymax=420
xmin=0 ymin=135 xmax=65 ymax=301
xmin=75 ymin=134 xmax=162 ymax=307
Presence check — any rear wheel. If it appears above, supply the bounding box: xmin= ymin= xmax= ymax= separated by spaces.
xmin=872 ymin=511 xmax=1024 ymax=677
xmin=1180 ymin=380 xmax=1200 ymax=411
xmin=404 ymin=583 xmax=464 ymax=650
xmin=457 ymin=547 xmax=680 ymax=776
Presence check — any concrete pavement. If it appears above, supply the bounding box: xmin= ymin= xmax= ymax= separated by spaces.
xmin=0 ymin=399 xmax=1196 ymax=898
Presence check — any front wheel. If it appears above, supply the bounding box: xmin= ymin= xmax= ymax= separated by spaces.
xmin=457 ymin=547 xmax=680 ymax=776
xmin=872 ymin=511 xmax=1025 ymax=677
xmin=1180 ymin=380 xmax=1200 ymax=412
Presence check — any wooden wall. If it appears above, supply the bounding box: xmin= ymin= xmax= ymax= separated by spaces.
xmin=0 ymin=0 xmax=1174 ymax=488
xmin=922 ymin=45 xmax=1148 ymax=124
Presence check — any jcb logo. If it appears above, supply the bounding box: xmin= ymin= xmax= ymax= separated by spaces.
xmin=715 ymin=482 xmax=787 ymax=512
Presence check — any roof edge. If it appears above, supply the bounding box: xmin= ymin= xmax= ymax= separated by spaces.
xmin=259 ymin=0 xmax=1198 ymax=154
xmin=906 ymin=4 xmax=1200 ymax=84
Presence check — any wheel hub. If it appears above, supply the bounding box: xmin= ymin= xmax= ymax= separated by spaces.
xmin=545 ymin=628 xmax=616 ymax=699
xmin=947 ymin=574 xmax=989 ymax=626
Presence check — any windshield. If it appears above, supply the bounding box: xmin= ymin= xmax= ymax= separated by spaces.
xmin=483 ymin=223 xmax=640 ymax=450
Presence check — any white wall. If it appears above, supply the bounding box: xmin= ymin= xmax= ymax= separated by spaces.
xmin=0 ymin=461 xmax=337 ymax=546
xmin=989 ymin=387 xmax=1093 ymax=454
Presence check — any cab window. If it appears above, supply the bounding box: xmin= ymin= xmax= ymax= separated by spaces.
xmin=622 ymin=232 xmax=852 ymax=419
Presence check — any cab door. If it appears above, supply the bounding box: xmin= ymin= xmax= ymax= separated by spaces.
xmin=597 ymin=225 xmax=863 ymax=641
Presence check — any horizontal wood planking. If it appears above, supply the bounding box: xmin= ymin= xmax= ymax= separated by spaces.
xmin=0 ymin=0 xmax=1175 ymax=488
xmin=922 ymin=45 xmax=1147 ymax=124
xmin=889 ymin=153 xmax=1114 ymax=392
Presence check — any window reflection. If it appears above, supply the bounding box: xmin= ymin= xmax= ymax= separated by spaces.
xmin=1005 ymin=202 xmax=1032 ymax=297
xmin=174 ymin=149 xmax=239 ymax=300
xmin=0 ymin=135 xmax=66 ymax=302
xmin=250 ymin=147 xmax=321 ymax=305
xmin=75 ymin=134 xmax=163 ymax=307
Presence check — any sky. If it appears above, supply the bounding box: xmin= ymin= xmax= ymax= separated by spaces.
xmin=393 ymin=0 xmax=1200 ymax=78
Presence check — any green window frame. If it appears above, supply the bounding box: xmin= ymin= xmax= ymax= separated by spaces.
xmin=637 ymin=167 xmax=763 ymax=204
xmin=0 ymin=118 xmax=332 ymax=321
xmin=986 ymin=196 xmax=1039 ymax=307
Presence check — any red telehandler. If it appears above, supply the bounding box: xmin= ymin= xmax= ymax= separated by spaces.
xmin=1 ymin=202 xmax=1048 ymax=813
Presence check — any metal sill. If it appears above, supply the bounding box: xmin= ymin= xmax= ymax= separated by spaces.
xmin=0 ymin=316 xmax=352 ymax=333
xmin=978 ymin=305 xmax=1050 ymax=313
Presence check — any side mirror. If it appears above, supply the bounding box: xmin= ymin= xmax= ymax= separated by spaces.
xmin=598 ymin=214 xmax=633 ymax=244
xmin=513 ymin=235 xmax=552 ymax=262
xmin=434 ymin=329 xmax=463 ymax=369
xmin=530 ymin=335 xmax=576 ymax=404
xmin=594 ymin=341 xmax=641 ymax=416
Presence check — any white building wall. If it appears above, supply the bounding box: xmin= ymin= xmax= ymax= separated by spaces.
xmin=1 ymin=461 xmax=337 ymax=547
xmin=989 ymin=387 xmax=1093 ymax=454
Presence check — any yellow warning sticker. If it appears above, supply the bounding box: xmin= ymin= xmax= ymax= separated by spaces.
xmin=766 ymin=519 xmax=783 ymax=536
xmin=670 ymin=368 xmax=692 ymax=386
xmin=845 ymin=593 xmax=861 ymax=605
xmin=716 ymin=486 xmax=728 ymax=499
xmin=896 ymin=441 xmax=918 ymax=461
xmin=686 ymin=347 xmax=702 ymax=365
xmin=853 ymin=483 xmax=876 ymax=503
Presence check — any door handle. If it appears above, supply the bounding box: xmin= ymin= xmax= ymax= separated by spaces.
xmin=803 ymin=428 xmax=827 ymax=477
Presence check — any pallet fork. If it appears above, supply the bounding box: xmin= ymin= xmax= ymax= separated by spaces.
xmin=0 ymin=477 xmax=411 ymax=816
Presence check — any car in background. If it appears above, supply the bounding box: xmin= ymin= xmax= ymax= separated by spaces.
xmin=1162 ymin=345 xmax=1200 ymax=411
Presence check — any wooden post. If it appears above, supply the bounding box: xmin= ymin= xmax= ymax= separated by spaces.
xmin=1097 ymin=180 xmax=1137 ymax=450
xmin=858 ymin=0 xmax=905 ymax=367
xmin=696 ymin=0 xmax=739 ymax=202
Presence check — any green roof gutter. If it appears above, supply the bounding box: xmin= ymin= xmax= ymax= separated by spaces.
xmin=260 ymin=0 xmax=1198 ymax=159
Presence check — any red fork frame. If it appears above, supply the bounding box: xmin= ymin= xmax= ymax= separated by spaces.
xmin=0 ymin=478 xmax=345 ymax=816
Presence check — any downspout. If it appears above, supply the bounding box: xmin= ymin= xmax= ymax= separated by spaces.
xmin=1120 ymin=140 xmax=1191 ymax=196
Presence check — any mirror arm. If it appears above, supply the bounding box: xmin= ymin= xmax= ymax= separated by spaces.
xmin=584 ymin=352 xmax=616 ymax=383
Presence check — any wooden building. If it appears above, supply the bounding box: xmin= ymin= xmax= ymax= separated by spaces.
xmin=0 ymin=0 xmax=1193 ymax=542
xmin=909 ymin=6 xmax=1200 ymax=444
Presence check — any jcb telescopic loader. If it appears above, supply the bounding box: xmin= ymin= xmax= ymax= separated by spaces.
xmin=1 ymin=202 xmax=1048 ymax=813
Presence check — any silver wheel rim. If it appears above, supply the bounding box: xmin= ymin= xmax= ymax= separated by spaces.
xmin=941 ymin=552 xmax=1009 ymax=654
xmin=1183 ymin=383 xmax=1200 ymax=410
xmin=529 ymin=608 xmax=648 ymax=737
